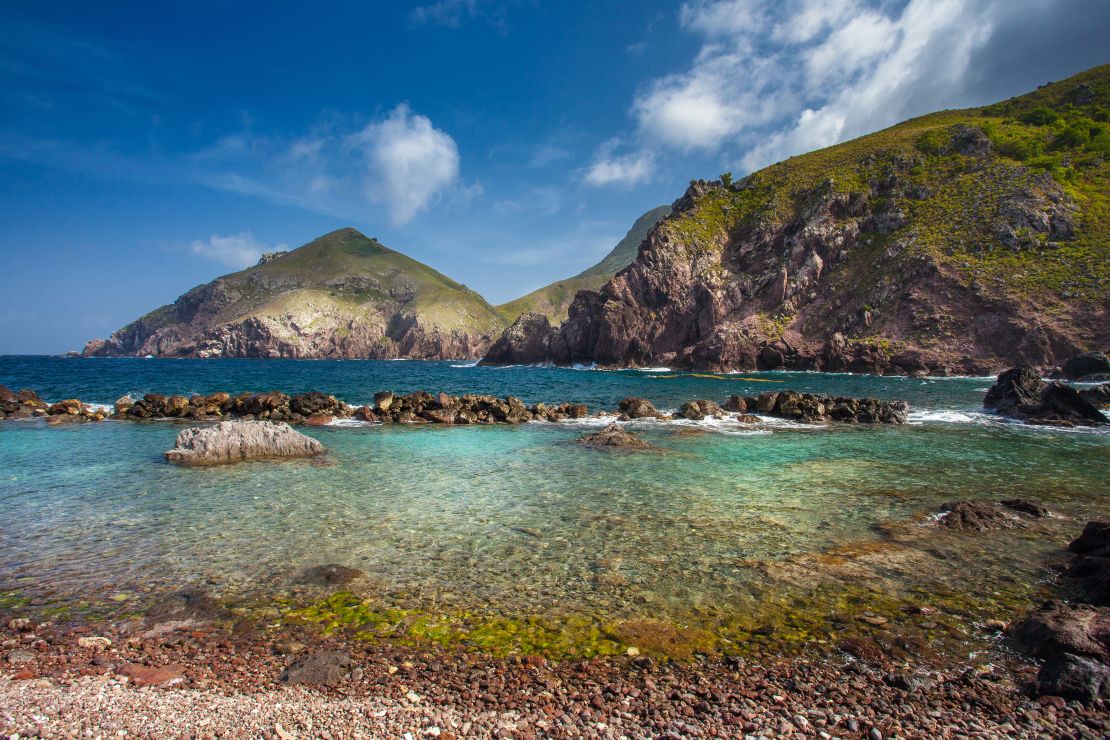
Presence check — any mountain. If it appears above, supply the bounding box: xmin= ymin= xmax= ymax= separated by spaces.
xmin=84 ymin=228 xmax=508 ymax=360
xmin=483 ymin=65 xmax=1110 ymax=375
xmin=494 ymin=205 xmax=672 ymax=323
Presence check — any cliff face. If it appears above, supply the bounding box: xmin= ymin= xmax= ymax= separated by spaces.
xmin=84 ymin=228 xmax=507 ymax=360
xmin=483 ymin=66 xmax=1110 ymax=374
xmin=494 ymin=205 xmax=671 ymax=324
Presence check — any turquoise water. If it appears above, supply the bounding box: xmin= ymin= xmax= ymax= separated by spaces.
xmin=1 ymin=357 xmax=1108 ymax=652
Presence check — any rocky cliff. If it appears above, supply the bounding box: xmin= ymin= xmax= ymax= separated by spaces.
xmin=84 ymin=228 xmax=507 ymax=359
xmin=483 ymin=66 xmax=1110 ymax=374
xmin=495 ymin=205 xmax=671 ymax=323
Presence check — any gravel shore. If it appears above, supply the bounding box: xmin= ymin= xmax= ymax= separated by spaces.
xmin=3 ymin=618 xmax=1109 ymax=738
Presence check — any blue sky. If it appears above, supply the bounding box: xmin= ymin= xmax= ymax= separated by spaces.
xmin=1 ymin=0 xmax=1107 ymax=353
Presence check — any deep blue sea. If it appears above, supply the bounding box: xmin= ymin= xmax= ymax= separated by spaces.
xmin=1 ymin=356 xmax=1107 ymax=655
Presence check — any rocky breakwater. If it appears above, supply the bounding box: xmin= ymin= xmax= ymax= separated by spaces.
xmin=1009 ymin=522 xmax=1110 ymax=704
xmin=353 ymin=390 xmax=588 ymax=425
xmin=984 ymin=366 xmax=1108 ymax=427
xmin=0 ymin=386 xmax=106 ymax=423
xmin=164 ymin=420 xmax=326 ymax=465
xmin=116 ymin=390 xmax=353 ymax=424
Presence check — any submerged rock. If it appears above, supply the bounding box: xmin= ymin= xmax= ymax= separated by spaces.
xmin=298 ymin=564 xmax=365 ymax=587
xmin=280 ymin=649 xmax=350 ymax=687
xmin=164 ymin=420 xmax=326 ymax=465
xmin=936 ymin=501 xmax=1022 ymax=531
xmin=577 ymin=424 xmax=655 ymax=450
xmin=1000 ymin=499 xmax=1049 ymax=517
xmin=146 ymin=586 xmax=230 ymax=626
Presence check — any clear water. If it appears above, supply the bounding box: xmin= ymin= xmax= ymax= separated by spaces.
xmin=1 ymin=357 xmax=1107 ymax=654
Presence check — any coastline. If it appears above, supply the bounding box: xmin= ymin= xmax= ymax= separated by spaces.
xmin=3 ymin=615 xmax=1105 ymax=738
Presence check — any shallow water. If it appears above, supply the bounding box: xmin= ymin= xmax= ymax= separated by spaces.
xmin=1 ymin=357 xmax=1107 ymax=657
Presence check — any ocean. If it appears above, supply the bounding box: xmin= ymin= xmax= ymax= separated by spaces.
xmin=1 ymin=356 xmax=1107 ymax=658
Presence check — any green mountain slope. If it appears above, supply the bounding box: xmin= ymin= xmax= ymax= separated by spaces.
xmin=85 ymin=228 xmax=508 ymax=359
xmin=495 ymin=205 xmax=671 ymax=323
xmin=484 ymin=64 xmax=1110 ymax=373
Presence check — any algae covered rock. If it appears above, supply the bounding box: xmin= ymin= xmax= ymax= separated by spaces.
xmin=164 ymin=420 xmax=325 ymax=465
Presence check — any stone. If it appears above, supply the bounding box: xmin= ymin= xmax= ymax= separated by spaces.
xmin=279 ymin=649 xmax=350 ymax=686
xmin=146 ymin=586 xmax=230 ymax=625
xmin=5 ymin=649 xmax=35 ymax=665
xmin=1000 ymin=499 xmax=1049 ymax=517
xmin=1080 ymin=383 xmax=1110 ymax=408
xmin=618 ymin=397 xmax=662 ymax=419
xmin=937 ymin=501 xmax=1022 ymax=531
xmin=1036 ymin=653 xmax=1110 ymax=704
xmin=302 ymin=413 xmax=333 ymax=426
xmin=118 ymin=663 xmax=186 ymax=687
xmin=1009 ymin=600 xmax=1110 ymax=662
xmin=1069 ymin=521 xmax=1110 ymax=558
xmin=1062 ymin=352 xmax=1110 ymax=380
xmin=77 ymin=636 xmax=112 ymax=650
xmin=984 ymin=366 xmax=1106 ymax=426
xmin=373 ymin=392 xmax=394 ymax=412
xmin=164 ymin=420 xmax=326 ymax=465
xmin=577 ymin=424 xmax=655 ymax=450
xmin=298 ymin=564 xmax=365 ymax=587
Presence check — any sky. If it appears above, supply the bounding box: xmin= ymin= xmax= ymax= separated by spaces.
xmin=0 ymin=1 xmax=1107 ymax=353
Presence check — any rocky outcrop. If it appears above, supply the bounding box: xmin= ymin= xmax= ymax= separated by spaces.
xmin=0 ymin=386 xmax=48 ymax=420
xmin=722 ymin=391 xmax=908 ymax=424
xmin=984 ymin=366 xmax=1107 ymax=426
xmin=1009 ymin=521 xmax=1110 ymax=704
xmin=482 ymin=70 xmax=1110 ymax=374
xmin=83 ymin=228 xmax=506 ymax=360
xmin=164 ymin=420 xmax=326 ymax=465
xmin=577 ymin=424 xmax=655 ymax=450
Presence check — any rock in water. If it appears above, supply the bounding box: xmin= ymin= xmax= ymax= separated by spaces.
xmin=984 ymin=365 xmax=1107 ymax=426
xmin=279 ymin=650 xmax=350 ymax=687
xmin=618 ymin=397 xmax=663 ymax=419
xmin=1000 ymin=499 xmax=1049 ymax=517
xmin=1062 ymin=351 xmax=1110 ymax=380
xmin=298 ymin=564 xmax=365 ymax=587
xmin=936 ymin=501 xmax=1022 ymax=531
xmin=164 ymin=420 xmax=325 ymax=465
xmin=577 ymin=423 xmax=655 ymax=450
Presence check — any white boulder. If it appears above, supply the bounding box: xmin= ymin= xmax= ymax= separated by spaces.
xmin=165 ymin=420 xmax=325 ymax=465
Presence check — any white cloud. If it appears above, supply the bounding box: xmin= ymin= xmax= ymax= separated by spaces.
xmin=411 ymin=0 xmax=479 ymax=27
xmin=347 ymin=104 xmax=461 ymax=225
xmin=584 ymin=139 xmax=654 ymax=187
xmin=189 ymin=232 xmax=287 ymax=269
xmin=629 ymin=0 xmax=1016 ymax=168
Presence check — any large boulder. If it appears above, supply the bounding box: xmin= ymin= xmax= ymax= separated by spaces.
xmin=619 ymin=397 xmax=662 ymax=419
xmin=165 ymin=420 xmax=326 ymax=465
xmin=1009 ymin=600 xmax=1110 ymax=662
xmin=1070 ymin=521 xmax=1110 ymax=558
xmin=1036 ymin=653 xmax=1110 ymax=704
xmin=984 ymin=365 xmax=1107 ymax=426
xmin=1062 ymin=352 xmax=1110 ymax=380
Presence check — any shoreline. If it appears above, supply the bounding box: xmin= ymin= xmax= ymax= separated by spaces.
xmin=3 ymin=615 xmax=1105 ymax=738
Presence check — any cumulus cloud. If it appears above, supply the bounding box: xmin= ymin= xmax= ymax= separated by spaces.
xmin=629 ymin=0 xmax=1066 ymax=172
xmin=346 ymin=104 xmax=461 ymax=226
xmin=584 ymin=139 xmax=654 ymax=187
xmin=189 ymin=232 xmax=287 ymax=269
